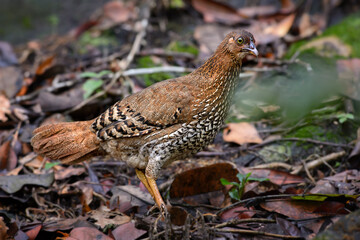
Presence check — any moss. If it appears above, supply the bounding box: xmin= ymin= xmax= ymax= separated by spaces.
xmin=136 ymin=56 xmax=173 ymax=86
xmin=77 ymin=30 xmax=118 ymax=54
xmin=167 ymin=41 xmax=199 ymax=56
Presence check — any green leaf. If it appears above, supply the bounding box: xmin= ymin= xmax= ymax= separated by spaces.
xmin=248 ymin=177 xmax=270 ymax=182
xmin=229 ymin=189 xmax=240 ymax=201
xmin=291 ymin=193 xmax=360 ymax=201
xmin=44 ymin=161 xmax=61 ymax=170
xmin=97 ymin=70 xmax=112 ymax=78
xmin=220 ymin=178 xmax=232 ymax=186
xmin=80 ymin=71 xmax=100 ymax=78
xmin=83 ymin=79 xmax=104 ymax=99
xmin=220 ymin=178 xmax=239 ymax=187
xmin=337 ymin=113 xmax=354 ymax=123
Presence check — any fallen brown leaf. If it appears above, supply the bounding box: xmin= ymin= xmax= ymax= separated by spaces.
xmin=25 ymin=224 xmax=42 ymax=240
xmin=0 ymin=217 xmax=8 ymax=240
xmin=0 ymin=94 xmax=11 ymax=122
xmin=170 ymin=162 xmax=238 ymax=198
xmin=0 ymin=140 xmax=17 ymax=171
xmin=261 ymin=199 xmax=346 ymax=220
xmin=55 ymin=166 xmax=86 ymax=180
xmin=68 ymin=227 xmax=113 ymax=240
xmin=0 ymin=66 xmax=23 ymax=98
xmin=264 ymin=13 xmax=295 ymax=38
xmin=247 ymin=168 xmax=304 ymax=185
xmin=190 ymin=0 xmax=249 ymax=25
xmin=223 ymin=122 xmax=263 ymax=145
xmin=88 ymin=210 xmax=130 ymax=229
xmin=111 ymin=222 xmax=147 ymax=240
xmin=220 ymin=205 xmax=256 ymax=220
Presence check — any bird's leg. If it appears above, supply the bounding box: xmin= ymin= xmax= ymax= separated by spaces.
xmin=145 ymin=174 xmax=166 ymax=214
xmin=135 ymin=168 xmax=154 ymax=197
xmin=135 ymin=168 xmax=166 ymax=214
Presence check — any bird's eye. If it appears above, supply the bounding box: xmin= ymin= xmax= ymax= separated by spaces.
xmin=237 ymin=37 xmax=244 ymax=44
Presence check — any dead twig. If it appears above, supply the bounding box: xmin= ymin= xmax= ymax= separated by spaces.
xmin=248 ymin=138 xmax=352 ymax=150
xmin=214 ymin=218 xmax=275 ymax=228
xmin=291 ymin=151 xmax=346 ymax=175
xmin=250 ymin=151 xmax=346 ymax=176
xmin=212 ymin=228 xmax=304 ymax=239
xmin=301 ymin=159 xmax=316 ymax=184
xmin=216 ymin=194 xmax=303 ymax=215
xmin=123 ymin=66 xmax=194 ymax=76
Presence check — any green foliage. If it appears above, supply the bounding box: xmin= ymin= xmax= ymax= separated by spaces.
xmin=288 ymin=125 xmax=324 ymax=139
xmin=170 ymin=0 xmax=185 ymax=8
xmin=77 ymin=31 xmax=117 ymax=54
xmin=81 ymin=70 xmax=111 ymax=99
xmin=44 ymin=161 xmax=61 ymax=170
xmin=336 ymin=113 xmax=354 ymax=123
xmin=48 ymin=14 xmax=59 ymax=27
xmin=167 ymin=41 xmax=199 ymax=56
xmin=83 ymin=79 xmax=103 ymax=99
xmin=220 ymin=173 xmax=269 ymax=201
xmin=287 ymin=13 xmax=360 ymax=58
xmin=136 ymin=56 xmax=173 ymax=86
xmin=22 ymin=16 xmax=32 ymax=29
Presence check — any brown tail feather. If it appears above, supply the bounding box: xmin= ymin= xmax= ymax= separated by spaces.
xmin=31 ymin=120 xmax=102 ymax=164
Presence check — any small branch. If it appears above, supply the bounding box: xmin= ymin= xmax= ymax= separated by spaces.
xmin=248 ymin=138 xmax=352 ymax=150
xmin=250 ymin=162 xmax=293 ymax=171
xmin=212 ymin=228 xmax=304 ymax=239
xmin=216 ymin=194 xmax=302 ymax=215
xmin=250 ymin=151 xmax=346 ymax=176
xmin=123 ymin=66 xmax=194 ymax=76
xmin=214 ymin=218 xmax=275 ymax=228
xmin=291 ymin=151 xmax=346 ymax=175
xmin=301 ymin=159 xmax=316 ymax=184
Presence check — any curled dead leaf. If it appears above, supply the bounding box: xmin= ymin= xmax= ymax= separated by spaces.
xmin=0 ymin=94 xmax=11 ymax=122
xmin=190 ymin=0 xmax=249 ymax=25
xmin=88 ymin=210 xmax=130 ymax=229
xmin=264 ymin=14 xmax=295 ymax=38
xmin=223 ymin=122 xmax=263 ymax=145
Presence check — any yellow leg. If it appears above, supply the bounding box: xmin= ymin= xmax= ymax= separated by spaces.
xmin=135 ymin=169 xmax=166 ymax=214
xmin=135 ymin=169 xmax=154 ymax=197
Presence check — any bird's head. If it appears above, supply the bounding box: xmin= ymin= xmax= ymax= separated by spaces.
xmin=221 ymin=30 xmax=258 ymax=60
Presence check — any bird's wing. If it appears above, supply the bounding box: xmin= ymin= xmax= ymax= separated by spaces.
xmin=92 ymin=78 xmax=197 ymax=140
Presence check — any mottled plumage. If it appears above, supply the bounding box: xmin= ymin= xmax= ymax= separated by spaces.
xmin=31 ymin=30 xmax=258 ymax=212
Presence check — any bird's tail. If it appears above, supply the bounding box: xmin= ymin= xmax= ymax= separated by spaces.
xmin=31 ymin=120 xmax=102 ymax=164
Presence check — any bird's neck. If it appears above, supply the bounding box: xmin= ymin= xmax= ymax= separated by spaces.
xmin=190 ymin=50 xmax=243 ymax=120
xmin=195 ymin=49 xmax=242 ymax=99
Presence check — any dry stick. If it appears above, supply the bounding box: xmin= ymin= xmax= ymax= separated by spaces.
xmin=249 ymin=162 xmax=293 ymax=171
xmin=214 ymin=218 xmax=275 ymax=228
xmin=301 ymin=159 xmax=316 ymax=184
xmin=216 ymin=194 xmax=304 ymax=216
xmin=212 ymin=228 xmax=304 ymax=239
xmin=123 ymin=66 xmax=194 ymax=76
xmin=248 ymin=137 xmax=352 ymax=150
xmin=250 ymin=151 xmax=346 ymax=175
xmin=291 ymin=151 xmax=346 ymax=175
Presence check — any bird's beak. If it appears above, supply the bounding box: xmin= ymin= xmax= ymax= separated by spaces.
xmin=244 ymin=42 xmax=258 ymax=57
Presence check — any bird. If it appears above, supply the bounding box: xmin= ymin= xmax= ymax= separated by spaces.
xmin=31 ymin=30 xmax=258 ymax=214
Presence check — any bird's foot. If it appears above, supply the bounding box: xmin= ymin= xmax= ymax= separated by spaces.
xmin=146 ymin=202 xmax=171 ymax=220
